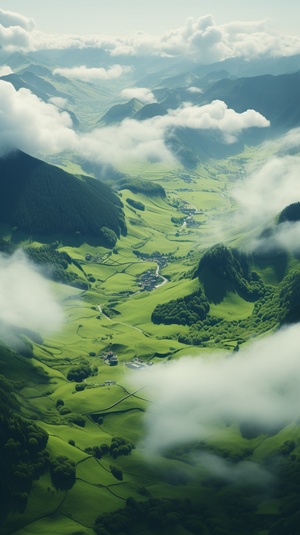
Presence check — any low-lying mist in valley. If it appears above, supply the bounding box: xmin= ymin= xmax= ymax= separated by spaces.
xmin=130 ymin=324 xmax=300 ymax=453
xmin=0 ymin=250 xmax=63 ymax=349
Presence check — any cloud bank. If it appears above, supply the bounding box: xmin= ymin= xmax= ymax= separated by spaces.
xmin=0 ymin=79 xmax=76 ymax=156
xmin=129 ymin=324 xmax=300 ymax=453
xmin=1 ymin=9 xmax=300 ymax=61
xmin=53 ymin=64 xmax=131 ymax=81
xmin=0 ymin=250 xmax=63 ymax=335
xmin=0 ymin=79 xmax=269 ymax=164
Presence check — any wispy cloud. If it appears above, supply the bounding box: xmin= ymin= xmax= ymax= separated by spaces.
xmin=193 ymin=452 xmax=274 ymax=485
xmin=53 ymin=64 xmax=131 ymax=81
xmin=250 ymin=221 xmax=300 ymax=254
xmin=129 ymin=324 xmax=300 ymax=453
xmin=232 ymin=154 xmax=300 ymax=233
xmin=187 ymin=86 xmax=203 ymax=94
xmin=0 ymin=250 xmax=63 ymax=335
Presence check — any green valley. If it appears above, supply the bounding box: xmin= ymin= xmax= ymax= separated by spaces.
xmin=1 ymin=10 xmax=300 ymax=534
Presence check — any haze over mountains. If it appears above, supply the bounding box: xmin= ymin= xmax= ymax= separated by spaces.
xmin=1 ymin=45 xmax=300 ymax=173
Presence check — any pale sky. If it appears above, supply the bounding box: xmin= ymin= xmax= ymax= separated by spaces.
xmin=3 ymin=0 xmax=300 ymax=36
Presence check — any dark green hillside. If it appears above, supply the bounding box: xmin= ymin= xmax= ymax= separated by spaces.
xmin=166 ymin=127 xmax=244 ymax=167
xmin=0 ymin=73 xmax=49 ymax=101
xmin=98 ymin=98 xmax=144 ymax=125
xmin=278 ymin=202 xmax=300 ymax=223
xmin=197 ymin=244 xmax=264 ymax=303
xmin=133 ymin=102 xmax=166 ymax=120
xmin=0 ymin=151 xmax=126 ymax=244
xmin=17 ymin=70 xmax=60 ymax=98
xmin=202 ymin=71 xmax=300 ymax=130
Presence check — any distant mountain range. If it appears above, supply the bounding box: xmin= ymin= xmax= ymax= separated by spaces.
xmin=2 ymin=50 xmax=300 ymax=170
xmin=100 ymin=69 xmax=300 ymax=132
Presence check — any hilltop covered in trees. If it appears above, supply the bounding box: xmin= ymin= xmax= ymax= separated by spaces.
xmin=197 ymin=244 xmax=264 ymax=302
xmin=0 ymin=151 xmax=126 ymax=245
xmin=117 ymin=176 xmax=166 ymax=198
xmin=151 ymin=243 xmax=300 ymax=347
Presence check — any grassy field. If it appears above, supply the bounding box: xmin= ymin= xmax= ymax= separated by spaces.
xmin=2 ymin=149 xmax=297 ymax=535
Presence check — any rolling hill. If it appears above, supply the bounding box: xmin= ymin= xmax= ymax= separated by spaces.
xmin=0 ymin=150 xmax=126 ymax=244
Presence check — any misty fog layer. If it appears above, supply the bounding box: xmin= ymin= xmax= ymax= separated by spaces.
xmin=130 ymin=324 xmax=300 ymax=453
xmin=0 ymin=79 xmax=269 ymax=164
xmin=0 ymin=250 xmax=63 ymax=334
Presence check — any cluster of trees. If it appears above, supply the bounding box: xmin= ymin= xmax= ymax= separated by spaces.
xmin=85 ymin=443 xmax=109 ymax=459
xmin=152 ymin=290 xmax=210 ymax=326
xmin=126 ymin=198 xmax=145 ymax=211
xmin=117 ymin=177 xmax=166 ymax=198
xmin=0 ymin=150 xmax=127 ymax=241
xmin=109 ymin=436 xmax=135 ymax=459
xmin=0 ymin=374 xmax=49 ymax=514
xmin=171 ymin=215 xmax=185 ymax=226
xmin=110 ymin=465 xmax=123 ymax=481
xmin=55 ymin=399 xmax=86 ymax=427
xmin=101 ymin=227 xmax=118 ymax=248
xmin=67 ymin=360 xmax=97 ymax=382
xmin=84 ymin=437 xmax=134 ymax=461
xmin=94 ymin=494 xmax=245 ymax=535
xmin=50 ymin=456 xmax=76 ymax=490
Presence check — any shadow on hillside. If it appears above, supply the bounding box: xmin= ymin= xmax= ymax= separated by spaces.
xmin=199 ymin=267 xmax=236 ymax=304
xmin=10 ymin=229 xmax=112 ymax=249
xmin=253 ymin=250 xmax=288 ymax=283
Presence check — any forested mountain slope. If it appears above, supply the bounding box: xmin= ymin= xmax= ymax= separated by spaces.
xmin=0 ymin=151 xmax=126 ymax=244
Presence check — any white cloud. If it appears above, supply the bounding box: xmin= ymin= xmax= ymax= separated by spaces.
xmin=0 ymin=8 xmax=35 ymax=31
xmin=77 ymin=100 xmax=269 ymax=164
xmin=232 ymin=154 xmax=300 ymax=231
xmin=48 ymin=96 xmax=68 ymax=108
xmin=128 ymin=323 xmax=300 ymax=453
xmin=0 ymin=65 xmax=13 ymax=77
xmin=104 ymin=15 xmax=300 ymax=61
xmin=0 ymin=250 xmax=63 ymax=334
xmin=187 ymin=86 xmax=203 ymax=93
xmin=0 ymin=79 xmax=269 ymax=164
xmin=121 ymin=87 xmax=157 ymax=104
xmin=277 ymin=127 xmax=300 ymax=156
xmin=1 ymin=9 xmax=300 ymax=61
xmin=53 ymin=64 xmax=131 ymax=81
xmin=0 ymin=80 xmax=76 ymax=156
xmin=164 ymin=100 xmax=270 ymax=140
